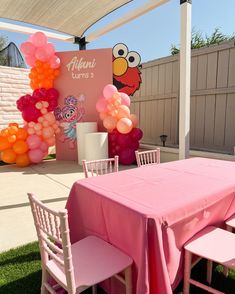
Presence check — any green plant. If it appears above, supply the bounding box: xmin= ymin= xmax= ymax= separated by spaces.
xmin=171 ymin=27 xmax=235 ymax=55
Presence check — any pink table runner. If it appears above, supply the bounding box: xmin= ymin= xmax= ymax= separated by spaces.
xmin=66 ymin=158 xmax=235 ymax=294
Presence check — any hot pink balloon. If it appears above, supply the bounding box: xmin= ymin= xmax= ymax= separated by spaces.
xmin=103 ymin=84 xmax=117 ymax=99
xmin=120 ymin=92 xmax=131 ymax=107
xmin=117 ymin=133 xmax=132 ymax=147
xmin=28 ymin=148 xmax=44 ymax=163
xmin=26 ymin=134 xmax=41 ymax=150
xmin=20 ymin=42 xmax=36 ymax=55
xmin=31 ymin=32 xmax=47 ymax=47
xmin=50 ymin=55 xmax=61 ymax=69
xmin=96 ymin=97 xmax=108 ymax=112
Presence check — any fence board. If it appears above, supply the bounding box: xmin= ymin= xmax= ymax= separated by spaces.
xmin=214 ymin=94 xmax=226 ymax=147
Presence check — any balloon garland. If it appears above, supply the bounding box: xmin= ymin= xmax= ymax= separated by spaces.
xmin=0 ymin=32 xmax=60 ymax=167
xmin=96 ymin=84 xmax=143 ymax=165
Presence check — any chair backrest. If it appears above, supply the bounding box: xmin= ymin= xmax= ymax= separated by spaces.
xmin=82 ymin=155 xmax=119 ymax=178
xmin=135 ymin=148 xmax=160 ymax=167
xmin=28 ymin=193 xmax=76 ymax=293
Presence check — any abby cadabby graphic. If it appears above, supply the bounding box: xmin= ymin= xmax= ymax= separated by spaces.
xmin=54 ymin=94 xmax=85 ymax=149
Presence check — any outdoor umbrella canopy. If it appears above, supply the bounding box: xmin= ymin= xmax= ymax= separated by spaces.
xmin=0 ymin=0 xmax=132 ymax=38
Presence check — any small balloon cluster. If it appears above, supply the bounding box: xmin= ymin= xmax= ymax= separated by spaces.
xmin=20 ymin=32 xmax=60 ymax=90
xmin=0 ymin=32 xmax=60 ymax=167
xmin=96 ymin=84 xmax=143 ymax=165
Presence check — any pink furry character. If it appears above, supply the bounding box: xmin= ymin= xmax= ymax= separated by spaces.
xmin=54 ymin=94 xmax=85 ymax=149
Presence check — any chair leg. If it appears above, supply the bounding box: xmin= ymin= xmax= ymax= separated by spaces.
xmin=207 ymin=260 xmax=213 ymax=284
xmin=92 ymin=285 xmax=97 ymax=294
xmin=41 ymin=268 xmax=49 ymax=294
xmin=183 ymin=250 xmax=192 ymax=294
xmin=124 ymin=266 xmax=132 ymax=294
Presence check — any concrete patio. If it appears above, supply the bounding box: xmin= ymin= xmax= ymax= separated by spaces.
xmin=0 ymin=159 xmax=135 ymax=252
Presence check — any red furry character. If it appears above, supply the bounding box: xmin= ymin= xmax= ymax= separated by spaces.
xmin=113 ymin=43 xmax=142 ymax=96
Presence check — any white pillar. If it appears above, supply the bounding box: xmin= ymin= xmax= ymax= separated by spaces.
xmin=179 ymin=0 xmax=192 ymax=159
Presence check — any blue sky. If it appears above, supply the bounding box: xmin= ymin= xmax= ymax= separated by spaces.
xmin=1 ymin=0 xmax=235 ymax=63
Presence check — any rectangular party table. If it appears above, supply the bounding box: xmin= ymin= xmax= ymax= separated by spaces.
xmin=66 ymin=158 xmax=235 ymax=294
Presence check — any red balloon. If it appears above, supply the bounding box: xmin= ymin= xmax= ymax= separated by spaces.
xmin=119 ymin=148 xmax=136 ymax=165
xmin=130 ymin=128 xmax=143 ymax=141
xmin=22 ymin=105 xmax=41 ymax=123
xmin=117 ymin=133 xmax=132 ymax=147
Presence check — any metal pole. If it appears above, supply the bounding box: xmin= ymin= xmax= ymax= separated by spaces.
xmin=179 ymin=0 xmax=192 ymax=159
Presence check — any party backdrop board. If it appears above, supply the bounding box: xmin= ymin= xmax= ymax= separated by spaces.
xmin=54 ymin=48 xmax=112 ymax=161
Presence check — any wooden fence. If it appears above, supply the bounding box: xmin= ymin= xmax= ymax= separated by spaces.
xmin=131 ymin=40 xmax=235 ymax=154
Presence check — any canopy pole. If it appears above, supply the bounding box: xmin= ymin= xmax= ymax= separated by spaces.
xmin=179 ymin=0 xmax=192 ymax=159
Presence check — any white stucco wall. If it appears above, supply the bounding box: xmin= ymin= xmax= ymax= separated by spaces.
xmin=0 ymin=65 xmax=31 ymax=129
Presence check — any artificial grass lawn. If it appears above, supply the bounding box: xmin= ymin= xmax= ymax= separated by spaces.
xmin=0 ymin=242 xmax=235 ymax=294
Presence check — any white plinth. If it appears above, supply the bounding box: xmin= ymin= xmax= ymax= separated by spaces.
xmin=76 ymin=122 xmax=97 ymax=165
xmin=85 ymin=132 xmax=108 ymax=161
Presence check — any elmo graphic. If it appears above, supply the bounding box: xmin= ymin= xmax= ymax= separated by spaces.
xmin=113 ymin=43 xmax=142 ymax=96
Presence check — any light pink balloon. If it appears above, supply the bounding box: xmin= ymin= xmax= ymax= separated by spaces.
xmin=120 ymin=92 xmax=131 ymax=107
xmin=39 ymin=141 xmax=49 ymax=152
xmin=28 ymin=149 xmax=44 ymax=163
xmin=35 ymin=47 xmax=49 ymax=62
xmin=25 ymin=55 xmax=36 ymax=67
xmin=103 ymin=116 xmax=117 ymax=131
xmin=42 ymin=127 xmax=54 ymax=139
xmin=20 ymin=42 xmax=36 ymax=55
xmin=130 ymin=114 xmax=139 ymax=128
xmin=103 ymin=84 xmax=117 ymax=99
xmin=117 ymin=105 xmax=130 ymax=119
xmin=117 ymin=118 xmax=133 ymax=134
xmin=96 ymin=97 xmax=108 ymax=112
xmin=50 ymin=55 xmax=60 ymax=69
xmin=26 ymin=134 xmax=41 ymax=149
xmin=31 ymin=32 xmax=47 ymax=47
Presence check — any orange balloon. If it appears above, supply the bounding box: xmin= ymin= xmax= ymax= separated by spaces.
xmin=117 ymin=118 xmax=133 ymax=134
xmin=16 ymin=128 xmax=28 ymax=140
xmin=8 ymin=126 xmax=18 ymax=135
xmin=117 ymin=105 xmax=130 ymax=119
xmin=1 ymin=149 xmax=16 ymax=163
xmin=35 ymin=60 xmax=43 ymax=67
xmin=0 ymin=136 xmax=11 ymax=151
xmin=9 ymin=123 xmax=19 ymax=128
xmin=13 ymin=140 xmax=29 ymax=154
xmin=8 ymin=135 xmax=17 ymax=143
xmin=16 ymin=153 xmax=31 ymax=167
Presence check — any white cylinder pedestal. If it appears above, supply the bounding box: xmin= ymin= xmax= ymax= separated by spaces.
xmin=85 ymin=132 xmax=108 ymax=161
xmin=76 ymin=122 xmax=97 ymax=165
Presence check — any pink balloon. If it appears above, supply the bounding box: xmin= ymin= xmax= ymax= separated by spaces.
xmin=24 ymin=55 xmax=36 ymax=67
xmin=28 ymin=148 xmax=44 ymax=163
xmin=120 ymin=92 xmax=131 ymax=107
xmin=20 ymin=42 xmax=36 ymax=55
xmin=44 ymin=43 xmax=55 ymax=57
xmin=119 ymin=148 xmax=136 ymax=165
xmin=50 ymin=55 xmax=60 ymax=69
xmin=117 ymin=118 xmax=133 ymax=134
xmin=103 ymin=116 xmax=117 ymax=131
xmin=35 ymin=47 xmax=49 ymax=62
xmin=31 ymin=32 xmax=47 ymax=47
xmin=39 ymin=141 xmax=49 ymax=152
xmin=103 ymin=84 xmax=117 ymax=99
xmin=26 ymin=134 xmax=42 ymax=150
xmin=96 ymin=97 xmax=108 ymax=112
xmin=45 ymin=137 xmax=55 ymax=147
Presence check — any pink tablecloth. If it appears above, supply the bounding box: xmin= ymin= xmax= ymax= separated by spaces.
xmin=66 ymin=157 xmax=235 ymax=294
